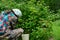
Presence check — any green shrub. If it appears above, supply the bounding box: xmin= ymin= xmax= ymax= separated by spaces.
xmin=44 ymin=0 xmax=60 ymax=11
xmin=0 ymin=0 xmax=52 ymax=40
xmin=17 ymin=1 xmax=52 ymax=40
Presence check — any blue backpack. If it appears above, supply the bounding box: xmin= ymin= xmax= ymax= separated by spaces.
xmin=0 ymin=11 xmax=15 ymax=35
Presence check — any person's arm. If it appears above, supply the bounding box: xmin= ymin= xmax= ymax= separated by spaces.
xmin=0 ymin=29 xmax=10 ymax=38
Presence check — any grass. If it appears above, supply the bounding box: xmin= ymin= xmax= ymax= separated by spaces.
xmin=52 ymin=20 xmax=60 ymax=40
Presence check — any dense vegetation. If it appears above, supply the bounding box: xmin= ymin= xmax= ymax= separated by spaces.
xmin=44 ymin=0 xmax=60 ymax=11
xmin=0 ymin=0 xmax=60 ymax=40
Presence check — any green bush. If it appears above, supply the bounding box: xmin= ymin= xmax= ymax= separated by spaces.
xmin=44 ymin=0 xmax=60 ymax=11
xmin=47 ymin=10 xmax=60 ymax=21
xmin=17 ymin=1 xmax=52 ymax=40
xmin=0 ymin=0 xmax=52 ymax=40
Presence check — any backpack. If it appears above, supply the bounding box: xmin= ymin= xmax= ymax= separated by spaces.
xmin=0 ymin=15 xmax=8 ymax=35
xmin=0 ymin=11 xmax=16 ymax=35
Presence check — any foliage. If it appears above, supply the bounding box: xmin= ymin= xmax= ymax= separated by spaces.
xmin=0 ymin=0 xmax=53 ymax=40
xmin=47 ymin=10 xmax=60 ymax=21
xmin=17 ymin=1 xmax=52 ymax=40
xmin=52 ymin=20 xmax=60 ymax=40
xmin=44 ymin=0 xmax=60 ymax=11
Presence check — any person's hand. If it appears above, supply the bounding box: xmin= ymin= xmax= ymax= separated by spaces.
xmin=18 ymin=28 xmax=24 ymax=33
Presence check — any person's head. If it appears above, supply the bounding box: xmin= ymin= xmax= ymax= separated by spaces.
xmin=5 ymin=9 xmax=22 ymax=22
